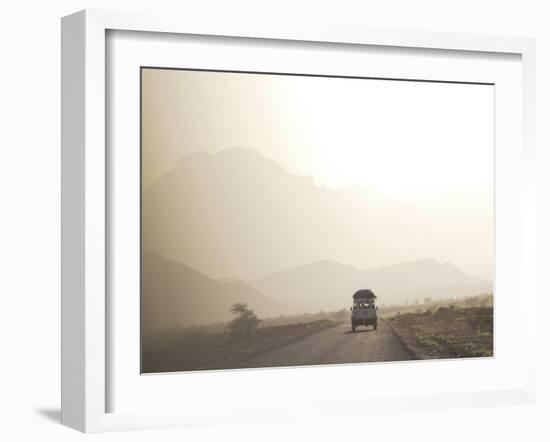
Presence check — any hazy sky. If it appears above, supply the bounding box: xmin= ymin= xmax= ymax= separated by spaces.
xmin=141 ymin=68 xmax=494 ymax=279
xmin=142 ymin=68 xmax=493 ymax=195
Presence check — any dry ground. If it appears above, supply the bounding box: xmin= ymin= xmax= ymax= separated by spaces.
xmin=142 ymin=319 xmax=340 ymax=373
xmin=387 ymin=306 xmax=493 ymax=359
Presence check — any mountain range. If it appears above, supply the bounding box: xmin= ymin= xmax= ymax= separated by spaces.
xmin=142 ymin=253 xmax=491 ymax=332
xmin=143 ymin=147 xmax=490 ymax=280
xmin=249 ymin=257 xmax=491 ymax=312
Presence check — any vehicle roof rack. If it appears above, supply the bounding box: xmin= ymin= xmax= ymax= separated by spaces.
xmin=353 ymin=289 xmax=376 ymax=299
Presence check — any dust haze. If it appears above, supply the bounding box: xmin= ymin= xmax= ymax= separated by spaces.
xmin=140 ymin=68 xmax=494 ymax=372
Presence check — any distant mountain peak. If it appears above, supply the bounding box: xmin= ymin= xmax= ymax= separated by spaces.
xmin=367 ymin=258 xmax=440 ymax=271
xmin=175 ymin=150 xmax=210 ymax=164
xmin=178 ymin=146 xmax=275 ymax=164
xmin=213 ymin=146 xmax=267 ymax=158
xmin=299 ymin=259 xmax=359 ymax=272
xmin=174 ymin=147 xmax=324 ymax=183
xmin=255 ymin=259 xmax=360 ymax=282
xmin=172 ymin=147 xmax=290 ymax=178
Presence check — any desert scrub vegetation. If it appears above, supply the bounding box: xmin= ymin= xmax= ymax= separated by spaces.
xmin=380 ymin=293 xmax=493 ymax=318
xmin=227 ymin=303 xmax=262 ymax=339
xmin=388 ymin=306 xmax=493 ymax=359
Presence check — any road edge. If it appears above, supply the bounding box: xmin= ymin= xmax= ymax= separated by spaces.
xmin=383 ymin=318 xmax=421 ymax=360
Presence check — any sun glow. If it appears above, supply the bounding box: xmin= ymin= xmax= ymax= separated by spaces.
xmin=142 ymin=70 xmax=494 ymax=199
xmin=272 ymin=76 xmax=494 ymax=196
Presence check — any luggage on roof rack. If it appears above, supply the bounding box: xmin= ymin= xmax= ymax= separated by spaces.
xmin=353 ymin=289 xmax=376 ymax=299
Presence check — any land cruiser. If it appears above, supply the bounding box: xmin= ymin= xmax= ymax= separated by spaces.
xmin=351 ymin=289 xmax=378 ymax=332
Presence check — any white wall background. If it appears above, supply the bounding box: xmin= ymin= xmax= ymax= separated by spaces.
xmin=0 ymin=1 xmax=548 ymax=441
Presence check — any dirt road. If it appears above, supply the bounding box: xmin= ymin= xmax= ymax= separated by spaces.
xmin=230 ymin=319 xmax=414 ymax=369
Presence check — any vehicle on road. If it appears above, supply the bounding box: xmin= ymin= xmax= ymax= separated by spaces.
xmin=351 ymin=289 xmax=378 ymax=332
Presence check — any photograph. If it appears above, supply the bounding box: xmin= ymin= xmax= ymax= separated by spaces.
xmin=140 ymin=67 xmax=494 ymax=374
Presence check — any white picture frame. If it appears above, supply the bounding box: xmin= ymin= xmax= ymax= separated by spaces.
xmin=61 ymin=9 xmax=537 ymax=433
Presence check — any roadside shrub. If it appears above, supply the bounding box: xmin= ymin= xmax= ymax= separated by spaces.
xmin=227 ymin=303 xmax=261 ymax=339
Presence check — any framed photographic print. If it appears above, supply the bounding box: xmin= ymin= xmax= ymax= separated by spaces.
xmin=140 ymin=66 xmax=495 ymax=373
xmin=61 ymin=9 xmax=537 ymax=432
